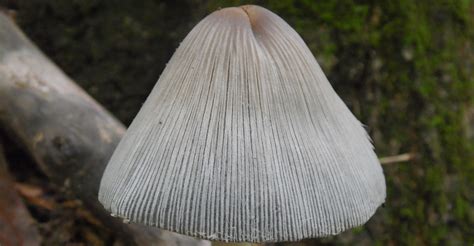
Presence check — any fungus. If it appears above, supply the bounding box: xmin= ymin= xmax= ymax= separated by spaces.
xmin=99 ymin=5 xmax=386 ymax=243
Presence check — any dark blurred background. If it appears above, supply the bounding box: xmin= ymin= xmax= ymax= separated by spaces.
xmin=0 ymin=0 xmax=473 ymax=245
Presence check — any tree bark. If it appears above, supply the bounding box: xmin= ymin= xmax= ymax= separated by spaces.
xmin=0 ymin=12 xmax=208 ymax=246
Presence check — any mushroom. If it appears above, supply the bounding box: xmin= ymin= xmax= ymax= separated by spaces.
xmin=98 ymin=5 xmax=386 ymax=244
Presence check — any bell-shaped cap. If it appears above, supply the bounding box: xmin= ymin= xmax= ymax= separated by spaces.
xmin=99 ymin=5 xmax=386 ymax=243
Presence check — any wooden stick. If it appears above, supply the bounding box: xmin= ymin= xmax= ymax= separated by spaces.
xmin=380 ymin=153 xmax=414 ymax=165
xmin=0 ymin=12 xmax=207 ymax=246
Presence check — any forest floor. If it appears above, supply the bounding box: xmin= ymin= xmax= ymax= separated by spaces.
xmin=1 ymin=136 xmax=122 ymax=246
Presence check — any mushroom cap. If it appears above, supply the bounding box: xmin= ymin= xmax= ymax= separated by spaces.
xmin=99 ymin=5 xmax=386 ymax=243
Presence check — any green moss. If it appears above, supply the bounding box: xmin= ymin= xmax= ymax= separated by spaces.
xmin=208 ymin=0 xmax=473 ymax=244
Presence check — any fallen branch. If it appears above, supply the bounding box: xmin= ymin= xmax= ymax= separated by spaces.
xmin=0 ymin=12 xmax=207 ymax=246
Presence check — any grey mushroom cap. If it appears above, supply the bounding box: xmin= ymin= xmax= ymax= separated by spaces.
xmin=98 ymin=5 xmax=386 ymax=243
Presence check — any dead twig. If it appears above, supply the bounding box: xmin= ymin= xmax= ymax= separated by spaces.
xmin=380 ymin=153 xmax=414 ymax=165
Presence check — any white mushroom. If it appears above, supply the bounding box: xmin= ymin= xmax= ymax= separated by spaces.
xmin=99 ymin=5 xmax=386 ymax=243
